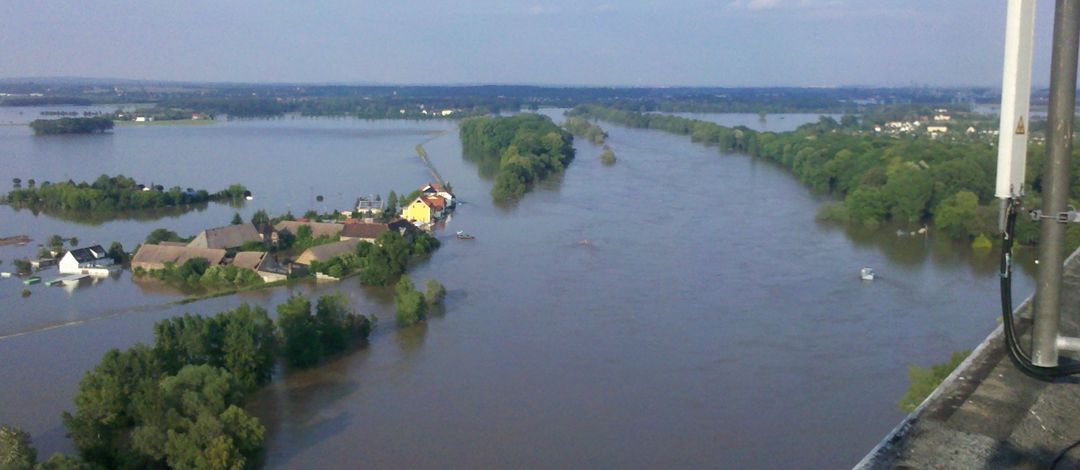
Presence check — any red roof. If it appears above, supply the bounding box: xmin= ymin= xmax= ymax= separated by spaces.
xmin=420 ymin=196 xmax=446 ymax=210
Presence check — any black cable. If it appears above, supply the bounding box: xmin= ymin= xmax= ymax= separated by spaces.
xmin=999 ymin=198 xmax=1080 ymax=378
xmin=1049 ymin=437 xmax=1080 ymax=470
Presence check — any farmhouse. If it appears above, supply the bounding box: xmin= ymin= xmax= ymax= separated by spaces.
xmin=188 ymin=223 xmax=263 ymax=250
xmin=59 ymin=245 xmax=115 ymax=274
xmin=131 ymin=244 xmax=227 ymax=271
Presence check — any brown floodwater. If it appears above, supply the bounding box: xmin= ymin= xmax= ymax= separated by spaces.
xmin=0 ymin=109 xmax=1037 ymax=468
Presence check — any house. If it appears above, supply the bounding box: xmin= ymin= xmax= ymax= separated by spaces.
xmin=59 ymin=245 xmax=115 ymax=274
xmin=927 ymin=126 xmax=949 ymax=136
xmin=188 ymin=223 xmax=263 ymax=250
xmin=131 ymin=244 xmax=227 ymax=271
xmin=402 ymin=196 xmax=446 ymax=224
xmin=419 ymin=183 xmax=454 ymax=205
xmin=273 ymin=220 xmax=344 ymax=239
xmin=356 ymin=195 xmax=384 ymax=215
xmin=295 ymin=240 xmax=360 ymax=266
xmin=340 ymin=220 xmax=418 ymax=242
xmin=231 ymin=251 xmax=288 ymax=282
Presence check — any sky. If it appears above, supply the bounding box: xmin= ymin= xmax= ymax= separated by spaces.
xmin=0 ymin=0 xmax=1064 ymax=87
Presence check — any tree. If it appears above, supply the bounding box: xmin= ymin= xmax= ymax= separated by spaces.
xmin=395 ymin=276 xmax=428 ymax=327
xmin=230 ymin=212 xmax=243 ymax=225
xmin=424 ymin=279 xmax=446 ymax=306
xmin=250 ymin=210 xmax=270 ymax=231
xmin=934 ymin=191 xmax=980 ymax=239
xmin=69 ymin=237 xmax=79 ymax=247
xmin=277 ymin=294 xmax=322 ymax=368
xmin=844 ymin=187 xmax=889 ymax=226
xmin=386 ymin=190 xmax=398 ymax=215
xmin=107 ymin=242 xmax=129 ymax=266
xmin=600 ymin=146 xmax=616 ymax=166
xmin=145 ymin=228 xmax=184 ymax=245
xmin=882 ymin=166 xmax=933 ymax=223
xmin=0 ymin=425 xmax=37 ymax=469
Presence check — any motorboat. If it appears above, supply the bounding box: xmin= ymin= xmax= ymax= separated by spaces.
xmin=860 ymin=267 xmax=875 ymax=281
xmin=456 ymin=230 xmax=475 ymax=240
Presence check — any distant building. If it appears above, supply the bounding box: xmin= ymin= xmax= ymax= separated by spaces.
xmin=340 ymin=220 xmax=418 ymax=242
xmin=131 ymin=244 xmax=227 ymax=271
xmin=356 ymin=195 xmax=384 ymax=214
xmin=419 ymin=183 xmax=455 ymax=206
xmin=58 ymin=246 xmax=114 ymax=274
xmin=402 ymin=196 xmax=446 ymax=224
xmin=927 ymin=126 xmax=948 ymax=136
xmin=231 ymin=251 xmax=287 ymax=282
xmin=188 ymin=223 xmax=263 ymax=250
xmin=273 ymin=220 xmax=344 ymax=239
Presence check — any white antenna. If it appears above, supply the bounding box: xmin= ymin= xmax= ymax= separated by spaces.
xmin=996 ymin=0 xmax=1036 ymax=200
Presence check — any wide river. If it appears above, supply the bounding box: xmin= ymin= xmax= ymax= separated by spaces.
xmin=0 ymin=107 xmax=1035 ymax=468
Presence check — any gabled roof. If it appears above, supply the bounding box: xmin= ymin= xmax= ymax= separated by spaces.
xmin=189 ymin=223 xmax=261 ymax=250
xmin=296 ymin=240 xmax=359 ymax=265
xmin=231 ymin=251 xmax=267 ymax=270
xmin=341 ymin=222 xmax=390 ymax=240
xmin=421 ymin=182 xmax=452 ymax=194
xmin=67 ymin=245 xmax=108 ymax=263
xmin=419 ymin=196 xmax=446 ymax=211
xmin=273 ymin=221 xmax=344 ymax=239
xmin=132 ymin=244 xmax=227 ymax=267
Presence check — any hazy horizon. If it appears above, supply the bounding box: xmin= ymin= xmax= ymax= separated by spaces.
xmin=0 ymin=1 xmax=1065 ymax=88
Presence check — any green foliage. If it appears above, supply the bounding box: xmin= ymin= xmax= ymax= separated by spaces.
xmin=395 ymin=276 xmax=428 ymax=327
xmin=250 ymin=210 xmax=271 ymax=231
xmin=145 ymin=228 xmax=188 ymax=245
xmin=424 ymin=279 xmax=447 ymax=306
xmin=898 ymin=350 xmax=970 ymax=412
xmin=933 ymin=191 xmax=979 ymax=239
xmin=6 ymin=175 xmax=244 ymax=214
xmin=107 ymin=242 xmax=129 ymax=266
xmin=140 ymin=258 xmax=263 ymax=290
xmin=0 ymin=425 xmax=37 ymax=469
xmin=563 ymin=116 xmax=607 ymax=144
xmin=231 ymin=212 xmax=243 ymax=225
xmin=278 ymin=293 xmax=371 ymax=368
xmin=460 ymin=114 xmax=575 ymax=202
xmin=600 ymin=146 xmax=617 ymax=166
xmin=13 ymin=259 xmax=31 ymax=275
xmin=277 ymin=294 xmax=322 ymax=368
xmin=29 ymin=117 xmax=113 ymax=135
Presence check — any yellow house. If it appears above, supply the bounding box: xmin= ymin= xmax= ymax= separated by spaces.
xmin=402 ymin=196 xmax=445 ymax=224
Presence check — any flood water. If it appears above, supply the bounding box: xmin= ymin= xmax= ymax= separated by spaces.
xmin=0 ymin=109 xmax=1035 ymax=468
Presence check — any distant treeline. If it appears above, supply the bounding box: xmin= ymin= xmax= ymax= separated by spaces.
xmin=460 ymin=114 xmax=575 ymax=202
xmin=569 ymin=105 xmax=1080 ymax=248
xmin=29 ymin=117 xmax=113 ymax=135
xmin=1 ymin=96 xmax=92 ymax=106
xmin=5 ymin=174 xmax=248 ymax=212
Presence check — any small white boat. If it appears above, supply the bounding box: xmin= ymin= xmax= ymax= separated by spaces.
xmin=860 ymin=267 xmax=875 ymax=281
xmin=456 ymin=230 xmax=475 ymax=240
xmin=0 ymin=272 xmax=11 ymax=278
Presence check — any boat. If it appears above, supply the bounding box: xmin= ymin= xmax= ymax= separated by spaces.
xmin=456 ymin=230 xmax=475 ymax=240
xmin=860 ymin=267 xmax=875 ymax=281
xmin=23 ymin=276 xmax=41 ymax=285
xmin=0 ymin=272 xmax=11 ymax=278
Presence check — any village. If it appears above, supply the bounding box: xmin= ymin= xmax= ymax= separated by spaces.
xmin=7 ymin=182 xmax=458 ymax=293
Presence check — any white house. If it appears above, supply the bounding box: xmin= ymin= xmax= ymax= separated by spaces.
xmin=59 ymin=245 xmax=115 ymax=275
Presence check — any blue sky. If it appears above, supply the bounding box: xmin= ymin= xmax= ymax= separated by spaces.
xmin=0 ymin=0 xmax=1062 ymax=86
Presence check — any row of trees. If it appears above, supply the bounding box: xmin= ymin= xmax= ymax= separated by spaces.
xmin=307 ymin=230 xmax=441 ymax=285
xmin=562 ymin=116 xmax=607 ymax=145
xmin=4 ymin=295 xmax=374 ymax=469
xmin=136 ymin=258 xmax=265 ymax=290
xmin=5 ymin=175 xmax=248 ymax=214
xmin=459 ymin=114 xmax=575 ymax=202
xmin=29 ymin=117 xmax=113 ymax=135
xmin=570 ymin=105 xmax=1080 ymax=247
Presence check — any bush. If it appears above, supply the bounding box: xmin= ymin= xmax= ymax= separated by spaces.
xmin=395 ymin=276 xmax=428 ymax=327
xmin=425 ymin=279 xmax=446 ymax=306
xmin=897 ymin=350 xmax=970 ymax=412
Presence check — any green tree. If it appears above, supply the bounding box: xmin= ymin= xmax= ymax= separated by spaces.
xmin=277 ymin=294 xmax=322 ymax=368
xmin=250 ymin=210 xmax=270 ymax=231
xmin=424 ymin=279 xmax=446 ymax=306
xmin=386 ymin=190 xmax=398 ymax=215
xmin=395 ymin=276 xmax=428 ymax=327
xmin=0 ymin=425 xmax=37 ymax=469
xmin=230 ymin=213 xmax=243 ymax=225
xmin=844 ymin=187 xmax=889 ymax=226
xmin=933 ymin=191 xmax=980 ymax=239
xmin=314 ymin=293 xmax=351 ymax=355
xmin=883 ymin=166 xmax=933 ymax=223
xmin=107 ymin=242 xmax=129 ymax=266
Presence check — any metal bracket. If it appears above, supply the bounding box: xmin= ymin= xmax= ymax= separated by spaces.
xmin=1029 ymin=207 xmax=1080 ymax=223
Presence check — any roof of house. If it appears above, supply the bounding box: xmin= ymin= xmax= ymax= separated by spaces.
xmin=231 ymin=251 xmax=267 ymax=270
xmin=341 ymin=222 xmax=390 ymax=240
xmin=421 ymin=182 xmax=451 ymax=194
xmin=67 ymin=245 xmax=108 ymax=263
xmin=296 ymin=240 xmax=359 ymax=265
xmin=132 ymin=244 xmax=227 ymax=267
xmin=158 ymin=241 xmax=188 ymax=247
xmin=189 ymin=223 xmax=261 ymax=250
xmin=273 ymin=220 xmax=344 ymax=239
xmin=418 ymin=196 xmax=446 ymax=211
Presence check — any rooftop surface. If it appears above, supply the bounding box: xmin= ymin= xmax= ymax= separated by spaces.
xmin=857 ymin=249 xmax=1080 ymax=469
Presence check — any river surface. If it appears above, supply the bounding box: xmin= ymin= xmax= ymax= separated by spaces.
xmin=0 ymin=109 xmax=1036 ymax=468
